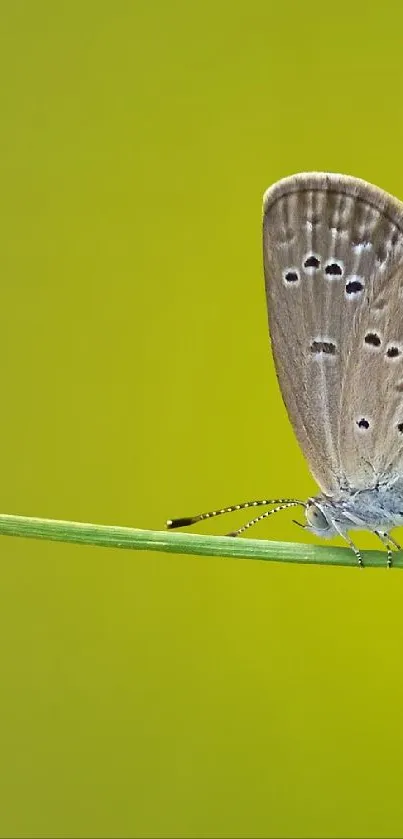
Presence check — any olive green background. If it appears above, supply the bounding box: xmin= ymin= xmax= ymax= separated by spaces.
xmin=1 ymin=2 xmax=403 ymax=837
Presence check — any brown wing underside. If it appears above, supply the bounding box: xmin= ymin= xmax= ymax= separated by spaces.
xmin=263 ymin=172 xmax=403 ymax=496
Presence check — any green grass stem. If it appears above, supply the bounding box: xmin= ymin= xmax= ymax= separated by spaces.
xmin=0 ymin=513 xmax=399 ymax=567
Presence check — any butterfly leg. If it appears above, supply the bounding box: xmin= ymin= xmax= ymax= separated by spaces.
xmin=374 ymin=531 xmax=401 ymax=568
xmin=342 ymin=533 xmax=363 ymax=568
xmin=332 ymin=524 xmax=363 ymax=567
xmin=386 ymin=533 xmax=401 ymax=551
xmin=374 ymin=531 xmax=393 ymax=568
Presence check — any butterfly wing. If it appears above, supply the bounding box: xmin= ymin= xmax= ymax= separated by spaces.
xmin=263 ymin=172 xmax=403 ymax=496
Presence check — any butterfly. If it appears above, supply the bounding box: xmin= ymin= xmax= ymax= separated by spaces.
xmin=168 ymin=173 xmax=403 ymax=567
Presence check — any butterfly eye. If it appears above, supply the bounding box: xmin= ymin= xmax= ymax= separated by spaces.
xmin=305 ymin=503 xmax=330 ymax=532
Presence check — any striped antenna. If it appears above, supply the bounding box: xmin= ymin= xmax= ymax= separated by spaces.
xmin=167 ymin=498 xmax=305 ymax=531
xmin=226 ymin=501 xmax=304 ymax=537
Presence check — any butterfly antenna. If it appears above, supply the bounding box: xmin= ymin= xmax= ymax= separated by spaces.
xmin=226 ymin=501 xmax=306 ymax=537
xmin=167 ymin=498 xmax=304 ymax=530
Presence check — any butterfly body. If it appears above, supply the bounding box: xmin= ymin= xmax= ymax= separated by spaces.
xmin=307 ymin=486 xmax=403 ymax=538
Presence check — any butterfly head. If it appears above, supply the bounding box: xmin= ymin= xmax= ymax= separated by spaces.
xmin=303 ymin=499 xmax=335 ymax=537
